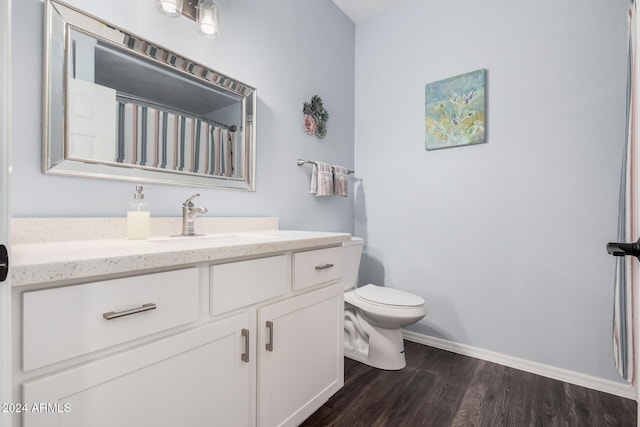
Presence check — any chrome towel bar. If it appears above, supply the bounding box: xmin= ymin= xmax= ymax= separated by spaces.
xmin=296 ymin=159 xmax=354 ymax=174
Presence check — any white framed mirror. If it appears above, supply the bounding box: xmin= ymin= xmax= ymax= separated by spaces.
xmin=44 ymin=0 xmax=256 ymax=190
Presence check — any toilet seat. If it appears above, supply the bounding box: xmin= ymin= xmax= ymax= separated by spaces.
xmin=355 ymin=284 xmax=424 ymax=308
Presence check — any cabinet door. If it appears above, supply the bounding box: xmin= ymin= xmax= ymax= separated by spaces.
xmin=22 ymin=313 xmax=254 ymax=427
xmin=257 ymin=284 xmax=343 ymax=427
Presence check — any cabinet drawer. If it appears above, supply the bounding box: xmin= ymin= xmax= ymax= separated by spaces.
xmin=23 ymin=268 xmax=199 ymax=371
xmin=210 ymin=254 xmax=288 ymax=316
xmin=292 ymin=246 xmax=343 ymax=291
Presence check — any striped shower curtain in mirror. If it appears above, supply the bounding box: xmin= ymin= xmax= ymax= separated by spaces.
xmin=614 ymin=0 xmax=637 ymax=384
xmin=116 ymin=101 xmax=238 ymax=177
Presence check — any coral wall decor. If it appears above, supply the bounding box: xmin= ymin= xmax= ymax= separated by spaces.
xmin=303 ymin=95 xmax=329 ymax=139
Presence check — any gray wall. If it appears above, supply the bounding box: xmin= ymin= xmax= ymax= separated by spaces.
xmin=11 ymin=0 xmax=355 ymax=233
xmin=354 ymin=0 xmax=629 ymax=382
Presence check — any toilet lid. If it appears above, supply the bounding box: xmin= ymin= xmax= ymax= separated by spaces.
xmin=355 ymin=284 xmax=424 ymax=307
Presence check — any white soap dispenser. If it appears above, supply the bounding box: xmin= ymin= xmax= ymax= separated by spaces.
xmin=127 ymin=185 xmax=150 ymax=240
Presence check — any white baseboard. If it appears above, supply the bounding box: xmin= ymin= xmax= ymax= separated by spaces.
xmin=402 ymin=330 xmax=636 ymax=400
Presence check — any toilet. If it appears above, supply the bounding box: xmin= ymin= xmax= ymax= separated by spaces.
xmin=343 ymin=237 xmax=427 ymax=370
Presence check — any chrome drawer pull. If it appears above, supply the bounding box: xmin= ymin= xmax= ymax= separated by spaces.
xmin=103 ymin=303 xmax=157 ymax=320
xmin=315 ymin=263 xmax=334 ymax=270
xmin=266 ymin=320 xmax=274 ymax=352
xmin=241 ymin=329 xmax=250 ymax=362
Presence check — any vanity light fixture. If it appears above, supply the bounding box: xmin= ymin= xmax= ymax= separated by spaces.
xmin=155 ymin=0 xmax=220 ymax=39
xmin=197 ymin=0 xmax=220 ymax=39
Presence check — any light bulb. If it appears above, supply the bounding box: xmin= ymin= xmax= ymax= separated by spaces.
xmin=156 ymin=0 xmax=183 ymax=18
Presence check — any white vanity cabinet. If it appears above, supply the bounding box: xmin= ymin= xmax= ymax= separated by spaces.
xmin=18 ymin=268 xmax=252 ymax=427
xmin=13 ymin=236 xmax=346 ymax=427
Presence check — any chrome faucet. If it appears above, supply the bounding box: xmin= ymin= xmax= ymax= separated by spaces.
xmin=181 ymin=194 xmax=208 ymax=236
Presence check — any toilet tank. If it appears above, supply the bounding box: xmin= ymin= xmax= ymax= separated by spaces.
xmin=343 ymin=237 xmax=364 ymax=289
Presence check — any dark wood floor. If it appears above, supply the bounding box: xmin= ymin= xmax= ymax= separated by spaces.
xmin=301 ymin=341 xmax=637 ymax=427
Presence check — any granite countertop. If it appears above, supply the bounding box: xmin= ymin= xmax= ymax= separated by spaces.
xmin=11 ymin=230 xmax=351 ymax=288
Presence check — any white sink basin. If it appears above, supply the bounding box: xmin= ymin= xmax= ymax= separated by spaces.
xmin=149 ymin=233 xmax=279 ymax=244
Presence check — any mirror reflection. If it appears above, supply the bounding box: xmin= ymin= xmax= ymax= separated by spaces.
xmin=45 ymin=0 xmax=256 ymax=190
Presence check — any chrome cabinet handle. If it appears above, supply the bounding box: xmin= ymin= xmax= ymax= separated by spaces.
xmin=315 ymin=263 xmax=334 ymax=270
xmin=103 ymin=303 xmax=157 ymax=320
xmin=266 ymin=320 xmax=274 ymax=352
xmin=241 ymin=329 xmax=250 ymax=362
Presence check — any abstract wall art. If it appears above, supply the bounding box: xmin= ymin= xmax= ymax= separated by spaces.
xmin=425 ymin=69 xmax=486 ymax=151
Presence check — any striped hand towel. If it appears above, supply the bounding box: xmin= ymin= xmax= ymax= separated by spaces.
xmin=333 ymin=165 xmax=349 ymax=197
xmin=310 ymin=161 xmax=334 ymax=196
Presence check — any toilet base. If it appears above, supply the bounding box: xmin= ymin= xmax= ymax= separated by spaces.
xmin=344 ymin=321 xmax=407 ymax=370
